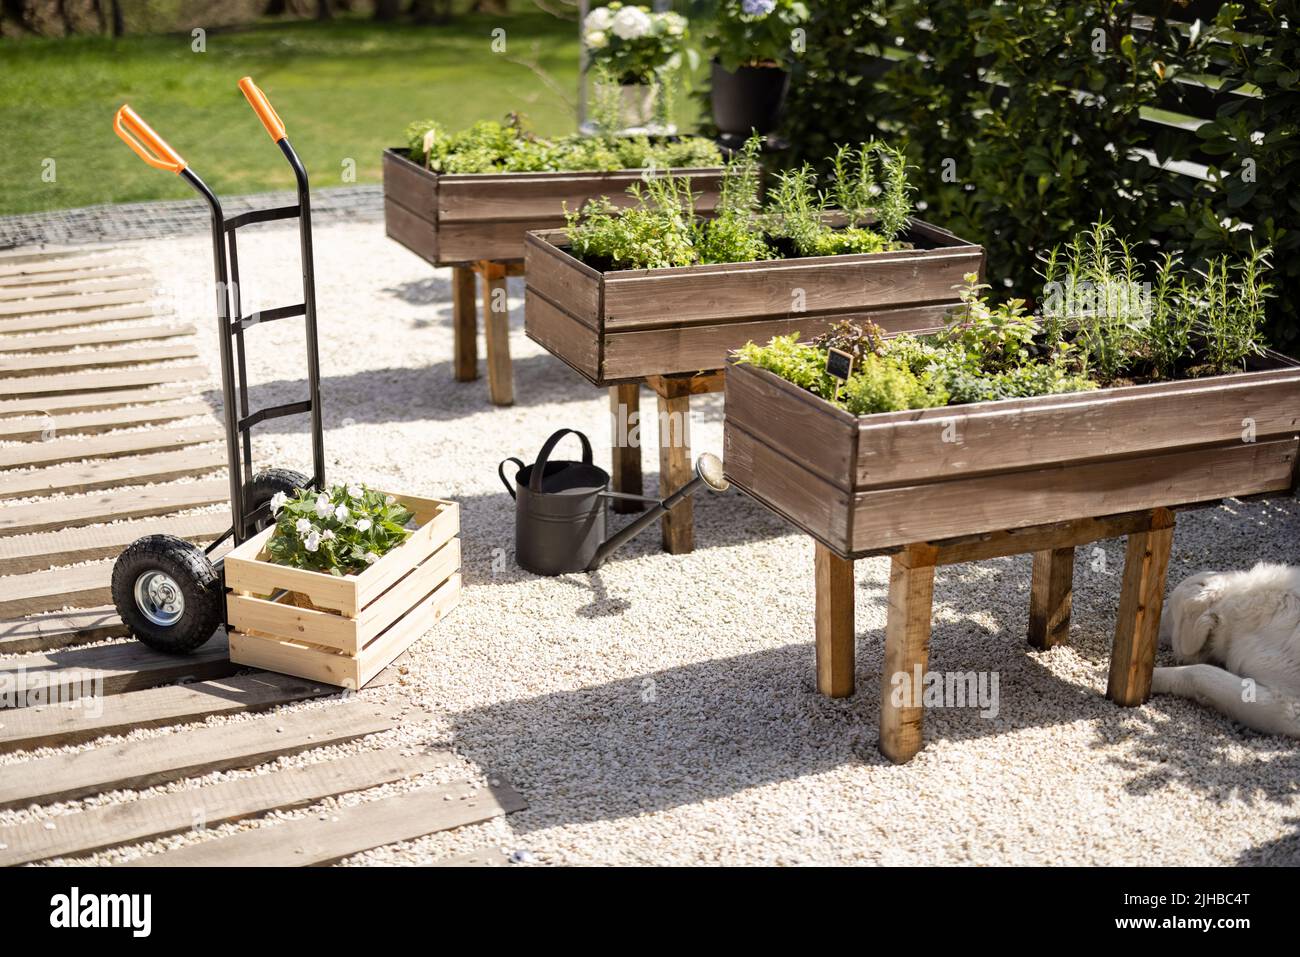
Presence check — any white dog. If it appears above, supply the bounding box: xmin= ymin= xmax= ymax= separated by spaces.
xmin=1152 ymin=563 xmax=1300 ymax=737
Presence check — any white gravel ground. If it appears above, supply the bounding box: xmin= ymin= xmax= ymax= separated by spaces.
xmin=8 ymin=222 xmax=1299 ymax=866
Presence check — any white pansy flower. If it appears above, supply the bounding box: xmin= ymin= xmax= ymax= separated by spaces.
xmin=305 ymin=531 xmax=321 ymax=552
xmin=355 ymin=518 xmax=373 ymax=532
xmin=334 ymin=504 xmax=350 ymax=523
xmin=611 ymin=5 xmax=652 ymax=40
xmin=314 ymin=494 xmax=332 ymax=519
xmin=270 ymin=491 xmax=288 ymax=515
xmin=295 ymin=518 xmax=312 ymax=535
xmin=584 ymin=6 xmax=614 ymax=31
xmin=347 ymin=484 xmax=363 ymax=499
xmin=322 ymin=529 xmax=335 ymax=541
xmin=364 ymin=551 xmax=379 ymax=565
xmin=585 ymin=29 xmax=609 ymax=49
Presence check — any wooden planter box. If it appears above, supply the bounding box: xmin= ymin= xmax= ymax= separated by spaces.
xmin=224 ymin=494 xmax=461 ymax=689
xmin=523 ymin=222 xmax=985 ymax=385
xmin=382 ymin=148 xmax=726 ymax=265
xmin=724 ymin=356 xmax=1300 ymax=558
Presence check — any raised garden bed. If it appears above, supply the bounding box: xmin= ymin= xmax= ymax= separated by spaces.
xmin=224 ymin=493 xmax=461 ymax=689
xmin=724 ymin=354 xmax=1300 ymax=558
xmin=523 ymin=220 xmax=984 ymax=385
xmin=382 ymin=148 xmax=726 ymax=266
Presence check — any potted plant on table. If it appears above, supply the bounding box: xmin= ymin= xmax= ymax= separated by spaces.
xmin=705 ymin=0 xmax=809 ymax=138
xmin=583 ymin=3 xmax=691 ymax=131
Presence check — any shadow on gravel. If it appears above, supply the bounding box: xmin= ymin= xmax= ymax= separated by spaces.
xmin=446 ymin=631 xmax=1150 ymax=831
xmin=201 ymin=352 xmax=601 ymax=428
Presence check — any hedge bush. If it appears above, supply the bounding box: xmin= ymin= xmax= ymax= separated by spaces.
xmin=780 ymin=0 xmax=1298 ymax=352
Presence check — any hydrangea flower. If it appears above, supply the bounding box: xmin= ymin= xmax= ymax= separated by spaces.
xmin=662 ymin=12 xmax=687 ymax=35
xmin=742 ymin=0 xmax=776 ymax=15
xmin=585 ymin=29 xmax=609 ymax=50
xmin=584 ymin=6 xmax=614 ymax=31
xmin=611 ymin=5 xmax=652 ymax=40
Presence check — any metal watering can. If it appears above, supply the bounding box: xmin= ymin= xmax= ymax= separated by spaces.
xmin=498 ymin=428 xmax=729 ymax=576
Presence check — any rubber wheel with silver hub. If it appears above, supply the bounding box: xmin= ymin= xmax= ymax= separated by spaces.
xmin=111 ymin=534 xmax=223 ymax=653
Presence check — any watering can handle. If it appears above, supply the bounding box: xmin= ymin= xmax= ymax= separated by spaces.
xmin=498 ymin=457 xmax=525 ymax=500
xmin=528 ymin=429 xmax=592 ymax=493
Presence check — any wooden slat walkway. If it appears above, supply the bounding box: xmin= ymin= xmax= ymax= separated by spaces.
xmin=125 ymin=778 xmax=526 ymax=867
xmin=0 ymin=245 xmax=512 ymax=868
xmin=0 ymin=700 xmax=402 ymax=810
xmin=0 ymin=749 xmax=451 ymax=866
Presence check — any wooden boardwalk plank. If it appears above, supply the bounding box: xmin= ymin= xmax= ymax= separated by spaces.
xmin=0 ymin=364 xmax=207 ymax=398
xmin=0 ymin=305 xmax=161 ymax=334
xmin=125 ymin=776 xmax=526 ymax=867
xmin=0 ymin=383 xmax=200 ymax=418
xmin=428 ymin=847 xmax=508 ymax=867
xmin=0 ymin=479 xmax=227 ymax=538
xmin=0 ymin=698 xmax=401 ymax=811
xmin=0 ymin=323 xmax=194 ymax=354
xmin=0 ymin=510 xmax=230 ymax=576
xmin=0 ymin=265 xmax=144 ymax=288
xmin=0 ymin=632 xmax=234 ymax=713
xmin=0 ymin=606 xmax=126 ymax=655
xmin=0 ymin=749 xmax=450 ymax=866
xmin=0 ymin=421 xmax=222 ymax=469
xmin=0 ymin=560 xmax=117 ymax=617
xmin=0 ymin=289 xmax=149 ymax=318
xmin=0 ymin=255 xmax=128 ymax=278
xmin=0 ymin=343 xmax=198 ymax=376
xmin=0 ymin=246 xmax=107 ymax=266
xmin=0 ymin=400 xmax=212 ymax=442
xmin=0 ymin=446 xmax=224 ymax=499
xmin=0 ymin=670 xmax=341 ymax=754
xmin=0 ymin=277 xmax=152 ymax=303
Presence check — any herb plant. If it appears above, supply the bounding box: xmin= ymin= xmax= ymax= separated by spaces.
xmin=266 ymin=484 xmax=414 ymax=577
xmin=734 ymin=219 xmax=1278 ymax=418
xmin=404 ymin=116 xmax=721 ymax=175
xmin=564 ymin=134 xmax=914 ymax=271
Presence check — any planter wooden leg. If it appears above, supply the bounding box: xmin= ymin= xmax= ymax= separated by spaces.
xmin=1028 ymin=546 xmax=1074 ymax=649
xmin=880 ymin=545 xmax=937 ymax=764
xmin=480 ymin=261 xmax=513 ymax=406
xmin=452 ymin=265 xmax=478 ymax=382
xmin=815 ymin=542 xmax=855 ymax=698
xmin=1107 ymin=508 xmax=1175 ymax=707
xmin=656 ymin=379 xmax=693 ymax=554
xmin=609 ymin=383 xmax=644 ymax=514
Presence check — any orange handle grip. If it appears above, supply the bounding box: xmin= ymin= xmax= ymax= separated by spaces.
xmin=238 ymin=76 xmax=285 ymax=143
xmin=113 ymin=105 xmax=186 ymax=174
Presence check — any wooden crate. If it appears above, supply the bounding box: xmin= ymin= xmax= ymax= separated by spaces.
xmin=382 ymin=148 xmax=726 ymax=265
xmin=523 ymin=222 xmax=985 ymax=385
xmin=723 ymin=355 xmax=1300 ymax=558
xmin=224 ymin=493 xmax=461 ymax=689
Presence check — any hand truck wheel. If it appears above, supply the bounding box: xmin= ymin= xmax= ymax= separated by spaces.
xmin=111 ymin=535 xmax=224 ymax=654
xmin=247 ymin=468 xmax=310 ymax=532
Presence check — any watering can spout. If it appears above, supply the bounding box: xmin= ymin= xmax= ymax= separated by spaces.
xmin=587 ymin=453 xmax=729 ymax=571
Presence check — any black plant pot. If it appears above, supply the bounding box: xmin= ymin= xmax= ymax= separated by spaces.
xmin=710 ymin=60 xmax=791 ymax=137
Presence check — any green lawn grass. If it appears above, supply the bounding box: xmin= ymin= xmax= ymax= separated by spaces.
xmin=0 ymin=11 xmax=702 ymax=216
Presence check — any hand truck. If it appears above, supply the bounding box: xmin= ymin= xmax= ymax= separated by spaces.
xmin=108 ymin=77 xmax=326 ymax=654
